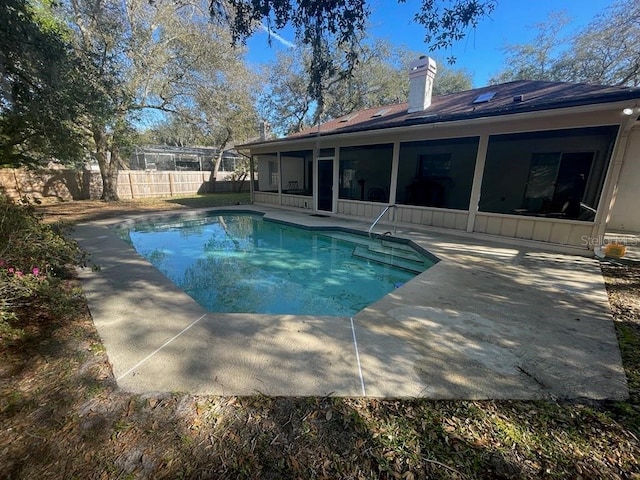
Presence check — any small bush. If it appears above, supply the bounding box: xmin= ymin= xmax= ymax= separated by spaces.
xmin=0 ymin=195 xmax=84 ymax=338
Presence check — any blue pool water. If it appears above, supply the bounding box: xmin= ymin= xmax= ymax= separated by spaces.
xmin=117 ymin=212 xmax=434 ymax=316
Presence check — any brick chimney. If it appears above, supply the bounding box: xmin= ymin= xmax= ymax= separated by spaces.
xmin=407 ymin=56 xmax=437 ymax=113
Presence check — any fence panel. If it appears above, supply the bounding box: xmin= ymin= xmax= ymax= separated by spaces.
xmin=0 ymin=168 xmax=250 ymax=201
xmin=116 ymin=171 xmax=212 ymax=198
xmin=170 ymin=171 xmax=210 ymax=196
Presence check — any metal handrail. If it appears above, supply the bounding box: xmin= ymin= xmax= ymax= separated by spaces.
xmin=368 ymin=204 xmax=397 ymax=238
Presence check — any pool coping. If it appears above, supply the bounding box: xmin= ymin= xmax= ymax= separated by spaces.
xmin=72 ymin=205 xmax=629 ymax=399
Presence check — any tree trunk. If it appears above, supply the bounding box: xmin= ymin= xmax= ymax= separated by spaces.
xmin=104 ymin=141 xmax=121 ymax=201
xmin=208 ymin=150 xmax=223 ymax=193
xmin=93 ymin=126 xmax=119 ymax=201
xmin=235 ymin=172 xmax=248 ymax=192
xmin=209 ymin=130 xmax=231 ymax=194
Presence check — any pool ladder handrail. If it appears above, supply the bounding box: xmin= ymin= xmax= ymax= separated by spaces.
xmin=368 ymin=204 xmax=398 ymax=238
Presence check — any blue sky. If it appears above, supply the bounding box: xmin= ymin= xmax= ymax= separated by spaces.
xmin=244 ymin=0 xmax=615 ymax=87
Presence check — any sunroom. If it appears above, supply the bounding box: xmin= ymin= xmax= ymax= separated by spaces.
xmin=242 ymin=58 xmax=640 ymax=252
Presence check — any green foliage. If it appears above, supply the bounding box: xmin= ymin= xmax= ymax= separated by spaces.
xmin=260 ymin=41 xmax=473 ymax=136
xmin=321 ymin=39 xmax=413 ymax=121
xmin=432 ymin=63 xmax=473 ymax=95
xmin=213 ymin=0 xmax=369 ymax=110
xmin=0 ymin=0 xmax=103 ymax=168
xmin=212 ymin=0 xmax=493 ymax=106
xmin=258 ymin=51 xmax=316 ymax=135
xmin=0 ymin=197 xmax=83 ymax=274
xmin=143 ymin=118 xmax=212 ymax=148
xmin=0 ymin=195 xmax=84 ymax=337
xmin=66 ymin=0 xmax=260 ymax=200
xmin=409 ymin=0 xmax=496 ymax=61
xmin=27 ymin=0 xmax=72 ymax=38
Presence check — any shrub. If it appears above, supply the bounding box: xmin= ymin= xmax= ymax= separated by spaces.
xmin=0 ymin=196 xmax=84 ymax=338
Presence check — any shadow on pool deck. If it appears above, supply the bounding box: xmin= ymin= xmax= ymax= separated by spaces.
xmin=73 ymin=206 xmax=628 ymax=400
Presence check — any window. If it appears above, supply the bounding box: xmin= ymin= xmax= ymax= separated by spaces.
xmin=281 ymin=150 xmax=313 ymax=196
xmin=255 ymin=153 xmax=279 ymax=192
xmin=479 ymin=126 xmax=618 ymax=221
xmin=339 ymin=144 xmax=393 ymax=203
xmin=269 ymin=160 xmax=279 ymax=187
xmin=521 ymin=152 xmax=594 ymax=217
xmin=339 ymin=113 xmax=358 ymax=123
xmin=473 ymin=92 xmax=496 ymax=104
xmin=396 ymin=137 xmax=479 ymax=209
xmin=371 ymin=108 xmax=392 ymax=118
xmin=524 ymin=153 xmax=561 ymax=200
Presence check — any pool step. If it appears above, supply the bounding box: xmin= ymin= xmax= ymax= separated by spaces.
xmin=323 ymin=232 xmax=418 ymax=256
xmin=352 ymin=245 xmax=429 ymax=274
xmin=370 ymin=243 xmax=423 ymax=262
xmin=380 ymin=239 xmax=419 ymax=253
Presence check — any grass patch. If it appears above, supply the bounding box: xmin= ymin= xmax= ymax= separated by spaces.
xmin=1 ymin=197 xmax=639 ymax=479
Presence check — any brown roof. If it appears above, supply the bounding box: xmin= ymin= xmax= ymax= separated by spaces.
xmin=244 ymin=80 xmax=640 ymax=146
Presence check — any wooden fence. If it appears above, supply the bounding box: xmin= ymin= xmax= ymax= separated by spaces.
xmin=0 ymin=168 xmax=249 ymax=201
xmin=117 ymin=170 xmax=211 ymax=199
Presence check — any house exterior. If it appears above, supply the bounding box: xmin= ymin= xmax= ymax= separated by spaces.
xmin=240 ymin=56 xmax=640 ymax=252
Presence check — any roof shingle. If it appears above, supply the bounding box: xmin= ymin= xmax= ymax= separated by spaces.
xmin=282 ymin=80 xmax=640 ymax=140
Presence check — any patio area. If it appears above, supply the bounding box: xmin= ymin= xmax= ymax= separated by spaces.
xmin=73 ymin=206 xmax=628 ymax=399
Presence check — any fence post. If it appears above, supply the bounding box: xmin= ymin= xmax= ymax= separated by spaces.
xmin=169 ymin=172 xmax=175 ymax=196
xmin=128 ymin=171 xmax=135 ymax=199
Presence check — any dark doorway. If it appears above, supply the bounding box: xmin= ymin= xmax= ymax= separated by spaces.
xmin=318 ymin=158 xmax=333 ymax=212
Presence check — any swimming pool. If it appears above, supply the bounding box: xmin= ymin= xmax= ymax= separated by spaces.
xmin=117 ymin=212 xmax=435 ymax=316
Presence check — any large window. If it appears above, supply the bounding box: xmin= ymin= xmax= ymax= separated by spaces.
xmin=479 ymin=126 xmax=618 ymax=221
xmin=280 ymin=150 xmax=313 ymax=196
xmin=396 ymin=137 xmax=479 ymax=210
xmin=255 ymin=153 xmax=279 ymax=192
xmin=339 ymin=144 xmax=393 ymax=203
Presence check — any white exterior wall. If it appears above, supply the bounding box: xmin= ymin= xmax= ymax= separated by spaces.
xmin=280 ymin=155 xmax=305 ymax=189
xmin=474 ymin=213 xmax=594 ymax=247
xmin=256 ymin=157 xmax=278 ymax=191
xmin=253 ymin=191 xmax=279 ymax=205
xmin=337 ymin=200 xmax=388 ymax=220
xmin=608 ymin=126 xmax=640 ymax=232
xmin=281 ymin=193 xmax=312 ymax=209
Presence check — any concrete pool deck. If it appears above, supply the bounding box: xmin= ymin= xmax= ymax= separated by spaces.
xmin=73 ymin=206 xmax=628 ymax=400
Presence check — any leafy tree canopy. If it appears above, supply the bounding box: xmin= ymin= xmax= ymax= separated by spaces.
xmin=0 ymin=0 xmax=106 ymax=168
xmin=60 ymin=0 xmax=259 ymax=199
xmin=259 ymin=39 xmax=473 ymax=136
xmin=211 ymin=0 xmax=494 ymax=108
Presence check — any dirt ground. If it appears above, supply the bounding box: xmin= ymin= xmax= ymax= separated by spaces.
xmin=36 ymin=197 xmax=214 ymax=224
xmin=1 ymin=197 xmax=638 ymax=479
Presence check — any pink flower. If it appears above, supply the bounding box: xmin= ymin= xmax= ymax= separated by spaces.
xmin=15 ymin=271 xmax=23 ymax=278
xmin=8 ymin=267 xmax=15 ymax=274
xmin=0 ymin=259 xmax=5 ymax=267
xmin=32 ymin=267 xmax=40 ymax=277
